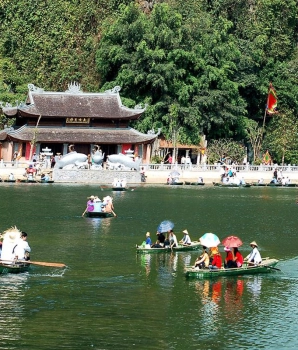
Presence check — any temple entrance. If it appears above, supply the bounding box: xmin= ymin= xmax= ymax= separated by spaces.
xmin=100 ymin=144 xmax=117 ymax=161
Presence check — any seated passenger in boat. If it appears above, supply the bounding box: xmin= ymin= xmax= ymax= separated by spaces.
xmin=112 ymin=178 xmax=118 ymax=187
xmin=258 ymin=178 xmax=264 ymax=184
xmin=13 ymin=231 xmax=31 ymax=261
xmin=8 ymin=173 xmax=15 ymax=181
xmin=209 ymin=247 xmax=222 ymax=270
xmin=230 ymin=247 xmax=244 ymax=268
xmin=224 ymin=246 xmax=233 ymax=268
xmin=245 ymin=241 xmax=262 ymax=266
xmin=179 ymin=229 xmax=191 ymax=245
xmin=240 ymin=177 xmax=246 ymax=185
xmin=145 ymin=232 xmax=151 ymax=248
xmin=193 ymin=246 xmax=209 ymax=269
xmin=169 ymin=230 xmax=178 ymax=249
xmin=41 ymin=173 xmax=50 ymax=182
xmin=167 ymin=175 xmax=172 ymax=184
xmin=28 ymin=173 xmax=34 ymax=181
xmin=121 ymin=179 xmax=127 ymax=187
xmin=270 ymin=177 xmax=278 ymax=184
xmin=198 ymin=177 xmax=204 ymax=183
xmin=152 ymin=232 xmax=166 ymax=248
xmin=102 ymin=196 xmax=114 ymax=213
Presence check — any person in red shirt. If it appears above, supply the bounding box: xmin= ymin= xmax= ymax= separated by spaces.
xmin=233 ymin=247 xmax=244 ymax=267
xmin=209 ymin=247 xmax=222 ymax=270
xmin=224 ymin=246 xmax=234 ymax=268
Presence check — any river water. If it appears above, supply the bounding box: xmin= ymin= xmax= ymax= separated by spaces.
xmin=0 ymin=183 xmax=298 ymax=350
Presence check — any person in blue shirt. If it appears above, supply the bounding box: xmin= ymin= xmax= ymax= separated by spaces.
xmin=145 ymin=232 xmax=152 ymax=247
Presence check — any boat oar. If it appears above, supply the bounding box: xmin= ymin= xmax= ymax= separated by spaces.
xmin=82 ymin=208 xmax=87 ymax=217
xmin=263 ymin=265 xmax=281 ymax=271
xmin=111 ymin=209 xmax=117 ymax=217
xmin=0 ymin=259 xmax=66 ymax=268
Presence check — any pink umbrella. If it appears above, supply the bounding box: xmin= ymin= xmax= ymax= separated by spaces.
xmin=222 ymin=235 xmax=243 ymax=248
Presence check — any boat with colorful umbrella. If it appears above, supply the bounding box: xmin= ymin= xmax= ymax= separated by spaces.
xmin=184 ymin=257 xmax=280 ymax=278
xmin=136 ymin=241 xmax=202 ymax=253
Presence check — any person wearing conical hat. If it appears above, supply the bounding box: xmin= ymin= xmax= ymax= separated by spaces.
xmin=209 ymin=247 xmax=222 ymax=270
xmin=179 ymin=229 xmax=192 ymax=246
xmin=245 ymin=241 xmax=262 ymax=266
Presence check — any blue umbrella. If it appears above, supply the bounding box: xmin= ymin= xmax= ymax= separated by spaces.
xmin=157 ymin=220 xmax=175 ymax=233
xmin=199 ymin=233 xmax=221 ymax=248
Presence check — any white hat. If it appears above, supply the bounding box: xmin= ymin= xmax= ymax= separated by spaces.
xmin=146 ymin=232 xmax=150 ymax=237
xmin=183 ymin=229 xmax=189 ymax=234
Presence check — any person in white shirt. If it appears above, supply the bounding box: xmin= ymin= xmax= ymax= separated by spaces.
xmin=179 ymin=229 xmax=192 ymax=245
xmin=14 ymin=232 xmax=31 ymax=261
xmin=245 ymin=241 xmax=262 ymax=266
xmin=169 ymin=230 xmax=178 ymax=249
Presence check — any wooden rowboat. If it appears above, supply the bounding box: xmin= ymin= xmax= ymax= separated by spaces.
xmin=213 ymin=182 xmax=251 ymax=188
xmin=252 ymin=183 xmax=267 ymax=186
xmin=166 ymin=182 xmax=184 ymax=186
xmin=184 ymin=258 xmax=279 ymax=279
xmin=0 ymin=261 xmax=30 ymax=274
xmin=184 ymin=181 xmax=205 ymax=186
xmin=112 ymin=187 xmax=127 ymax=191
xmin=4 ymin=179 xmax=16 ymax=183
xmin=136 ymin=241 xmax=202 ymax=253
xmin=86 ymin=211 xmax=114 ymax=218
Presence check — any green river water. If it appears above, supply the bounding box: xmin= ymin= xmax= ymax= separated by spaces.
xmin=0 ymin=183 xmax=298 ymax=350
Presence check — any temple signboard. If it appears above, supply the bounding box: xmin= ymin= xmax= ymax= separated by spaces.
xmin=66 ymin=117 xmax=90 ymax=124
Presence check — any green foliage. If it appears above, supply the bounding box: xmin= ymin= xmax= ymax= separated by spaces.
xmin=0 ymin=0 xmax=297 ymax=151
xmin=207 ymin=138 xmax=246 ymax=164
xmin=96 ymin=2 xmax=247 ymax=144
xmin=263 ymin=111 xmax=298 ymax=164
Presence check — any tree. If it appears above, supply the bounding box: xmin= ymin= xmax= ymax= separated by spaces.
xmin=96 ymin=3 xmax=247 ymax=144
xmin=207 ymin=139 xmax=246 ymax=165
xmin=241 ymin=117 xmax=263 ymax=163
xmin=263 ymin=111 xmax=298 ymax=165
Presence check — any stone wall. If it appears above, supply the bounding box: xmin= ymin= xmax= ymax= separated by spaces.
xmin=53 ymin=169 xmax=141 ymax=183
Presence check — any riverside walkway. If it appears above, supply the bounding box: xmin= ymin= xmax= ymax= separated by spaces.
xmin=1 ymin=161 xmax=298 ymax=184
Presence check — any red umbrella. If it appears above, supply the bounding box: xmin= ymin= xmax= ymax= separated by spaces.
xmin=222 ymin=235 xmax=243 ymax=248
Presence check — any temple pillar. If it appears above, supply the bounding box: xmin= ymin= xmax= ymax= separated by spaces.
xmin=63 ymin=143 xmax=68 ymax=155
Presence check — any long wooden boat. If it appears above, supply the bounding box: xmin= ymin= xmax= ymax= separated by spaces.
xmin=213 ymin=182 xmax=251 ymax=188
xmin=267 ymin=183 xmax=282 ymax=187
xmin=4 ymin=179 xmax=16 ymax=183
xmin=252 ymin=183 xmax=267 ymax=186
xmin=86 ymin=211 xmax=114 ymax=218
xmin=184 ymin=181 xmax=205 ymax=186
xmin=166 ymin=182 xmax=184 ymax=186
xmin=136 ymin=241 xmax=202 ymax=253
xmin=40 ymin=180 xmax=54 ymax=184
xmin=184 ymin=258 xmax=279 ymax=279
xmin=0 ymin=261 xmax=30 ymax=274
xmin=112 ymin=187 xmax=127 ymax=191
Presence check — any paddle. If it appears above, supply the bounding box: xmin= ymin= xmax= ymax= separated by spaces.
xmin=82 ymin=208 xmax=87 ymax=217
xmin=263 ymin=265 xmax=281 ymax=271
xmin=111 ymin=209 xmax=117 ymax=217
xmin=0 ymin=259 xmax=66 ymax=268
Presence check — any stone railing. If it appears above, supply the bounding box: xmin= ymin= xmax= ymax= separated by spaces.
xmin=141 ymin=163 xmax=298 ymax=173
